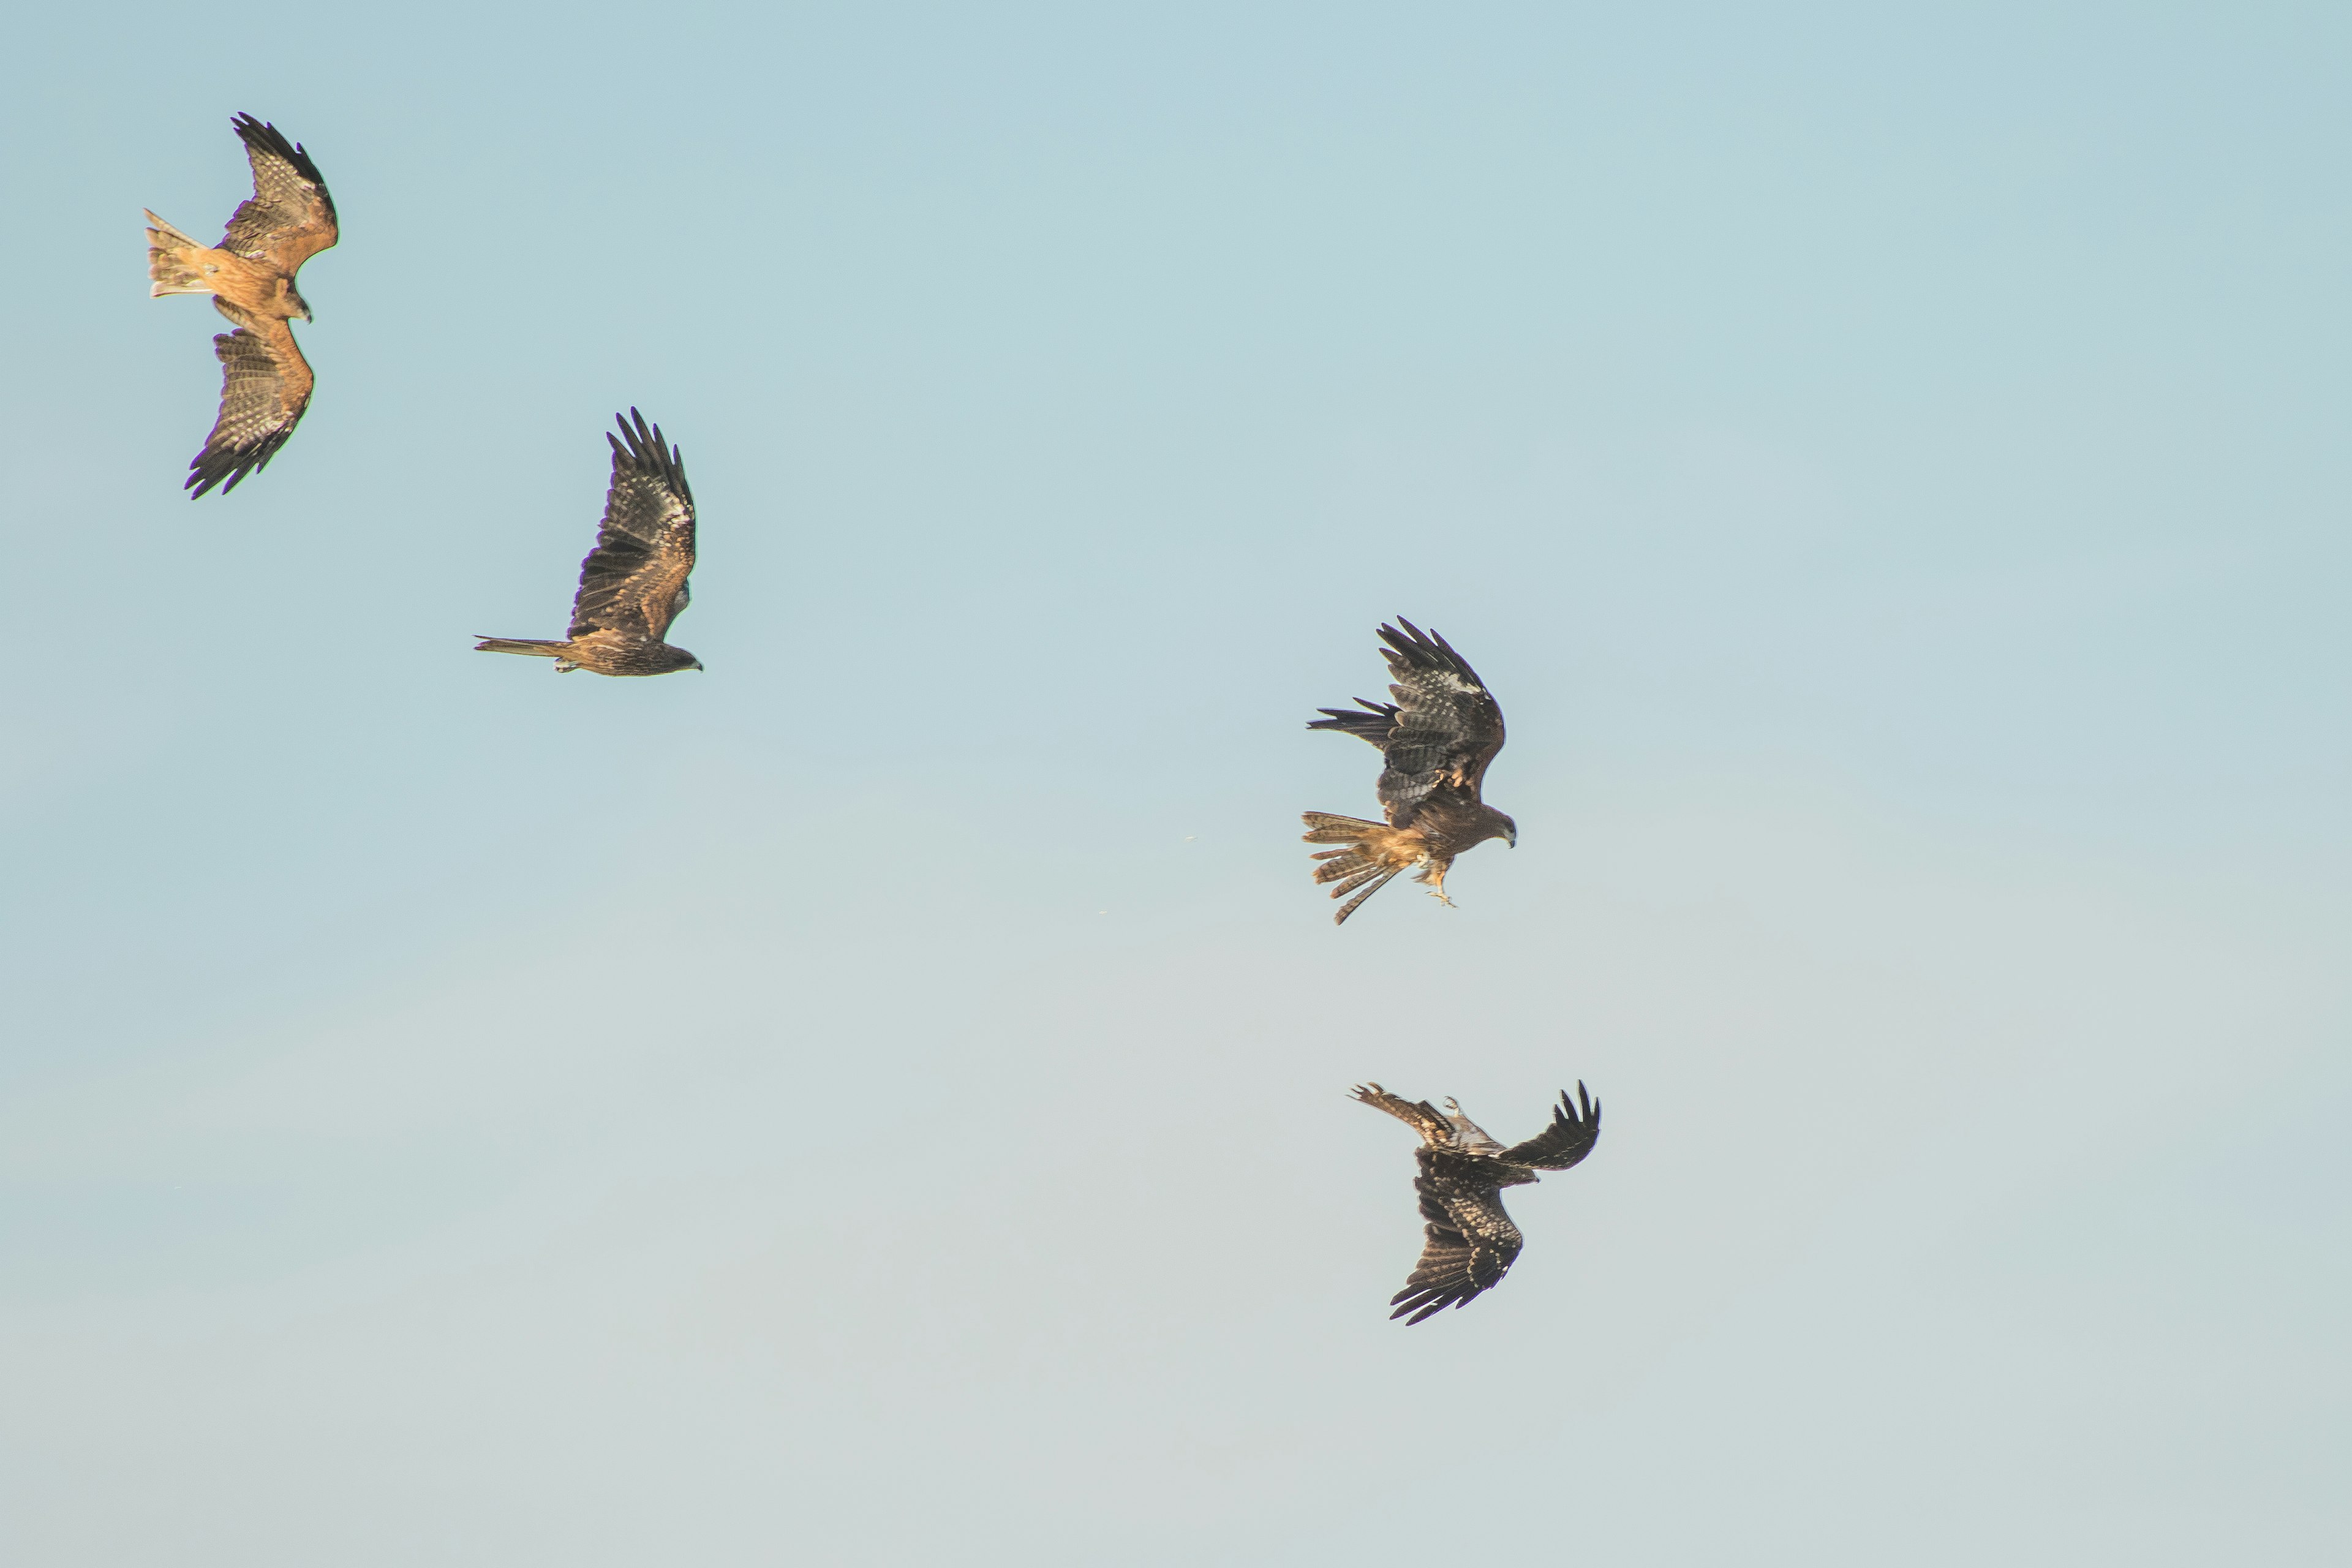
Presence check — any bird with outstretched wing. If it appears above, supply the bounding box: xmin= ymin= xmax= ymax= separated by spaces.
xmin=1302 ymin=620 xmax=1516 ymax=924
xmin=475 ymin=410 xmax=704 ymax=677
xmin=146 ymin=113 xmax=337 ymax=497
xmin=1352 ymin=1081 xmax=1600 ymax=1324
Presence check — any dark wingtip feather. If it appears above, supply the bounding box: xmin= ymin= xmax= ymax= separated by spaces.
xmin=184 ymin=428 xmax=292 ymax=499
xmin=1305 ymin=699 xmax=1397 ymax=736
xmin=609 ymin=407 xmax=691 ymax=502
xmin=1376 ymin=616 xmax=1462 ymax=670
xmin=229 ymin=112 xmax=329 ymax=192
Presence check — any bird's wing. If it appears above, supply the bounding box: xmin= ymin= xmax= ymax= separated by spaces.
xmin=1498 ymin=1083 xmax=1602 ymax=1170
xmin=219 ymin=114 xmax=337 ymax=271
xmin=1372 ymin=619 xmax=1506 ymax=827
xmin=1307 ymin=698 xmax=1400 ymax=749
xmin=1351 ymin=1083 xmax=1453 ymax=1146
xmin=569 ymin=409 xmax=696 ymax=641
xmin=186 ymin=323 xmax=312 ymax=498
xmin=1390 ymin=1150 xmax=1525 ymax=1324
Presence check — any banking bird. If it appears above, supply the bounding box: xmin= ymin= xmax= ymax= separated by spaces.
xmin=1352 ymin=1082 xmax=1600 ymax=1324
xmin=145 ymin=114 xmax=338 ymax=497
xmin=1303 ymin=620 xmax=1515 ymax=924
xmin=475 ymin=410 xmax=704 ymax=676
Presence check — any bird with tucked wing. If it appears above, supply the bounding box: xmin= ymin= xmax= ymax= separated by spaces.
xmin=476 ymin=410 xmax=704 ymax=676
xmin=1352 ymin=1081 xmax=1600 ymax=1324
xmin=1303 ymin=619 xmax=1516 ymax=924
xmin=146 ymin=113 xmax=337 ymax=498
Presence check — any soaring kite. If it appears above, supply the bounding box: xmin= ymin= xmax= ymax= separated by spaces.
xmin=1302 ymin=620 xmax=1516 ymax=924
xmin=1352 ymin=1082 xmax=1601 ymax=1324
xmin=146 ymin=114 xmax=338 ymax=498
xmin=475 ymin=410 xmax=704 ymax=676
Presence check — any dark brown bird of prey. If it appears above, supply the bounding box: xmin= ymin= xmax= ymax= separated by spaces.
xmin=1303 ymin=620 xmax=1515 ymax=924
xmin=1353 ymin=1081 xmax=1600 ymax=1324
xmin=146 ymin=113 xmax=338 ymax=497
xmin=475 ymin=410 xmax=703 ymax=676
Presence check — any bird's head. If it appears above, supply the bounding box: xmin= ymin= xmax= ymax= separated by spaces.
xmin=287 ymin=287 xmax=314 ymax=323
xmin=1494 ymin=812 xmax=1518 ymax=849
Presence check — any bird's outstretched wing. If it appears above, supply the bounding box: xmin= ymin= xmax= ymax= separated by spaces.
xmin=570 ymin=410 xmax=696 ymax=641
xmin=1391 ymin=1150 xmax=1525 ymax=1324
xmin=220 ymin=114 xmax=337 ymax=271
xmin=186 ymin=323 xmax=312 ymax=497
xmin=1351 ymin=1083 xmax=1453 ymax=1145
xmin=1498 ymin=1083 xmax=1602 ymax=1170
xmin=1372 ymin=619 xmax=1506 ymax=827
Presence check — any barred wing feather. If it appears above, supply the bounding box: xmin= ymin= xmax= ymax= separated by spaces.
xmin=186 ymin=323 xmax=312 ymax=498
xmin=220 ymin=113 xmax=337 ymax=269
xmin=1390 ymin=1152 xmax=1525 ymax=1325
xmin=569 ymin=409 xmax=696 ymax=641
xmin=1372 ymin=619 xmax=1506 ymax=828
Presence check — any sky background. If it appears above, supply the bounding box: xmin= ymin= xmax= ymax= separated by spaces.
xmin=2 ymin=1 xmax=2347 ymax=1562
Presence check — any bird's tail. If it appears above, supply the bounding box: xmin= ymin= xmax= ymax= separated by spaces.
xmin=145 ymin=211 xmax=221 ymax=297
xmin=1302 ymin=811 xmax=1385 ymax=844
xmin=1302 ymin=812 xmax=1408 ymax=925
xmin=473 ymin=636 xmax=569 ymax=658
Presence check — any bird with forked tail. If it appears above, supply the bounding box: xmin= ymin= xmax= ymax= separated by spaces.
xmin=1352 ymin=1080 xmax=1601 ymax=1324
xmin=475 ymin=410 xmax=704 ymax=677
xmin=1302 ymin=619 xmax=1515 ymax=924
xmin=146 ymin=113 xmax=338 ymax=497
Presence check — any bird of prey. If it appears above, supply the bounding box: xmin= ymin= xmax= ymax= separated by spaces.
xmin=1302 ymin=619 xmax=1516 ymax=924
xmin=145 ymin=113 xmax=337 ymax=497
xmin=1352 ymin=1081 xmax=1601 ymax=1324
xmin=475 ymin=410 xmax=704 ymax=676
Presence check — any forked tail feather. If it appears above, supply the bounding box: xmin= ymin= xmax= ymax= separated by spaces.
xmin=1300 ymin=811 xmax=1408 ymax=925
xmin=145 ymin=211 xmax=217 ymax=296
xmin=473 ymin=637 xmax=568 ymax=658
xmin=1328 ymin=868 xmax=1401 ymax=924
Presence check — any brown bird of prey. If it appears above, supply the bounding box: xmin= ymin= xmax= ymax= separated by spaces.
xmin=146 ymin=113 xmax=337 ymax=498
xmin=1353 ymin=1081 xmax=1600 ymax=1324
xmin=475 ymin=410 xmax=703 ymax=676
xmin=1302 ymin=619 xmax=1515 ymax=924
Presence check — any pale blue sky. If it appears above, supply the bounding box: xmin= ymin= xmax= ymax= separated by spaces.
xmin=2 ymin=2 xmax=2346 ymax=1563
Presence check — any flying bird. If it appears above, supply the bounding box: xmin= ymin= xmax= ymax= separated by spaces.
xmin=1303 ymin=619 xmax=1515 ymax=924
xmin=1352 ymin=1081 xmax=1601 ymax=1324
xmin=145 ymin=113 xmax=337 ymax=497
xmin=475 ymin=410 xmax=704 ymax=676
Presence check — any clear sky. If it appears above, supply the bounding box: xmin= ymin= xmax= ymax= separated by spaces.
xmin=2 ymin=2 xmax=2346 ymax=1562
